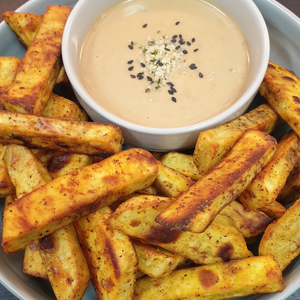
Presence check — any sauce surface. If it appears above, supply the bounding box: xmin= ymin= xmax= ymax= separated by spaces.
xmin=80 ymin=0 xmax=250 ymax=128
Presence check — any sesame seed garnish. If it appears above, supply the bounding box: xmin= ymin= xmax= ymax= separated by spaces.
xmin=175 ymin=21 xmax=180 ymax=25
xmin=137 ymin=72 xmax=143 ymax=77
xmin=171 ymin=87 xmax=177 ymax=93
xmin=166 ymin=82 xmax=174 ymax=86
xmin=168 ymin=90 xmax=174 ymax=95
xmin=189 ymin=63 xmax=197 ymax=70
xmin=194 ymin=48 xmax=199 ymax=52
xmin=179 ymin=39 xmax=185 ymax=45
xmin=147 ymin=76 xmax=153 ymax=81
xmin=172 ymin=97 xmax=177 ymax=102
xmin=182 ymin=50 xmax=188 ymax=54
xmin=199 ymin=72 xmax=204 ymax=78
xmin=138 ymin=76 xmax=144 ymax=80
xmin=175 ymin=45 xmax=180 ymax=50
xmin=142 ymin=23 xmax=148 ymax=28
xmin=127 ymin=60 xmax=133 ymax=64
xmin=171 ymin=39 xmax=177 ymax=43
xmin=179 ymin=34 xmax=182 ymax=39
xmin=172 ymin=35 xmax=178 ymax=39
xmin=165 ymin=48 xmax=170 ymax=51
xmin=192 ymin=38 xmax=195 ymax=43
xmin=187 ymin=41 xmax=191 ymax=46
xmin=128 ymin=45 xmax=133 ymax=50
xmin=141 ymin=62 xmax=146 ymax=68
xmin=128 ymin=66 xmax=134 ymax=71
xmin=130 ymin=74 xmax=136 ymax=78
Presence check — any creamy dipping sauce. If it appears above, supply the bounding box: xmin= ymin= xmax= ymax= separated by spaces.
xmin=80 ymin=0 xmax=250 ymax=128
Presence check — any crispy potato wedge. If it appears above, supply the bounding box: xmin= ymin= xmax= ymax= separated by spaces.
xmin=258 ymin=201 xmax=286 ymax=219
xmin=277 ymin=160 xmax=300 ymax=206
xmin=259 ymin=198 xmax=300 ymax=271
xmin=42 ymin=93 xmax=87 ymax=121
xmin=133 ymin=240 xmax=184 ymax=278
xmin=153 ymin=161 xmax=194 ymax=197
xmin=0 ymin=110 xmax=123 ymax=157
xmin=74 ymin=207 xmax=137 ymax=300
xmin=2 ymin=12 xmax=43 ymax=47
xmin=156 ymin=130 xmax=277 ymax=233
xmin=240 ymin=131 xmax=300 ymax=211
xmin=0 ymin=144 xmax=14 ymax=196
xmin=109 ymin=195 xmax=252 ymax=265
xmin=160 ymin=152 xmax=202 ymax=181
xmin=137 ymin=185 xmax=158 ymax=195
xmin=259 ymin=61 xmax=300 ymax=138
xmin=133 ymin=256 xmax=284 ymax=300
xmin=219 ymin=201 xmax=274 ymax=239
xmin=2 ymin=148 xmax=158 ymax=253
xmin=0 ymin=6 xmax=72 ymax=115
xmin=0 ymin=56 xmax=21 ymax=93
xmin=193 ymin=104 xmax=280 ymax=176
xmin=39 ymin=224 xmax=90 ymax=300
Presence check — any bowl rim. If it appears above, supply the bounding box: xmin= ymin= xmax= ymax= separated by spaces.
xmin=62 ymin=0 xmax=270 ymax=135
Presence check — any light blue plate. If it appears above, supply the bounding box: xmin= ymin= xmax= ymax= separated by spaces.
xmin=1 ymin=0 xmax=300 ymax=299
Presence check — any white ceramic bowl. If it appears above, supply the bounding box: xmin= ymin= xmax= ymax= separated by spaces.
xmin=62 ymin=0 xmax=270 ymax=151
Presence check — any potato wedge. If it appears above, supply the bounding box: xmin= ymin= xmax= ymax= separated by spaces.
xmin=0 ymin=56 xmax=21 ymax=93
xmin=153 ymin=161 xmax=194 ymax=197
xmin=277 ymin=160 xmax=300 ymax=206
xmin=240 ymin=131 xmax=300 ymax=211
xmin=156 ymin=130 xmax=277 ymax=233
xmin=193 ymin=104 xmax=280 ymax=176
xmin=160 ymin=152 xmax=202 ymax=181
xmin=133 ymin=240 xmax=184 ymax=278
xmin=258 ymin=201 xmax=286 ymax=219
xmin=74 ymin=206 xmax=137 ymax=300
xmin=109 ymin=195 xmax=252 ymax=265
xmin=2 ymin=148 xmax=158 ymax=253
xmin=0 ymin=110 xmax=123 ymax=157
xmin=259 ymin=61 xmax=300 ymax=138
xmin=0 ymin=144 xmax=14 ymax=197
xmin=259 ymin=198 xmax=300 ymax=271
xmin=39 ymin=224 xmax=90 ymax=300
xmin=2 ymin=12 xmax=43 ymax=47
xmin=0 ymin=6 xmax=72 ymax=115
xmin=133 ymin=256 xmax=284 ymax=300
xmin=219 ymin=201 xmax=274 ymax=239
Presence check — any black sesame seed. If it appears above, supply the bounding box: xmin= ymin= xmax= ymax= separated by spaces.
xmin=137 ymin=72 xmax=143 ymax=77
xmin=138 ymin=76 xmax=144 ymax=80
xmin=194 ymin=48 xmax=199 ymax=52
xmin=179 ymin=34 xmax=182 ymax=39
xmin=189 ymin=63 xmax=197 ymax=70
xmin=175 ymin=21 xmax=180 ymax=25
xmin=142 ymin=23 xmax=148 ymax=28
xmin=179 ymin=39 xmax=185 ymax=45
xmin=172 ymin=35 xmax=178 ymax=39
xmin=158 ymin=62 xmax=163 ymax=66
xmin=166 ymin=82 xmax=174 ymax=87
xmin=199 ymin=72 xmax=204 ymax=78
xmin=171 ymin=39 xmax=177 ymax=43
xmin=172 ymin=97 xmax=177 ymax=102
xmin=182 ymin=50 xmax=188 ymax=54
xmin=168 ymin=90 xmax=174 ymax=95
xmin=187 ymin=41 xmax=191 ymax=46
xmin=165 ymin=48 xmax=170 ymax=51
xmin=128 ymin=45 xmax=133 ymax=49
xmin=147 ymin=76 xmax=153 ymax=81
xmin=130 ymin=74 xmax=136 ymax=78
xmin=141 ymin=62 xmax=146 ymax=68
xmin=175 ymin=45 xmax=180 ymax=50
xmin=171 ymin=87 xmax=177 ymax=93
xmin=192 ymin=38 xmax=195 ymax=43
xmin=128 ymin=66 xmax=134 ymax=71
xmin=127 ymin=60 xmax=133 ymax=64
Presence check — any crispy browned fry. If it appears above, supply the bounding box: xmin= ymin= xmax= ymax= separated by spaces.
xmin=153 ymin=161 xmax=194 ymax=197
xmin=39 ymin=224 xmax=90 ymax=300
xmin=133 ymin=240 xmax=184 ymax=278
xmin=0 ymin=56 xmax=21 ymax=92
xmin=277 ymin=160 xmax=300 ymax=206
xmin=0 ymin=6 xmax=72 ymax=115
xmin=259 ymin=198 xmax=300 ymax=271
xmin=160 ymin=152 xmax=202 ymax=181
xmin=109 ymin=195 xmax=252 ymax=265
xmin=137 ymin=185 xmax=158 ymax=195
xmin=156 ymin=130 xmax=277 ymax=233
xmin=42 ymin=93 xmax=87 ymax=121
xmin=2 ymin=148 xmax=158 ymax=253
xmin=193 ymin=104 xmax=280 ymax=176
xmin=0 ymin=144 xmax=14 ymax=197
xmin=258 ymin=201 xmax=286 ymax=219
xmin=133 ymin=256 xmax=284 ymax=300
xmin=219 ymin=201 xmax=274 ymax=239
xmin=74 ymin=207 xmax=137 ymax=300
xmin=2 ymin=12 xmax=43 ymax=47
xmin=259 ymin=61 xmax=300 ymax=137
xmin=0 ymin=110 xmax=123 ymax=157
xmin=240 ymin=131 xmax=300 ymax=211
